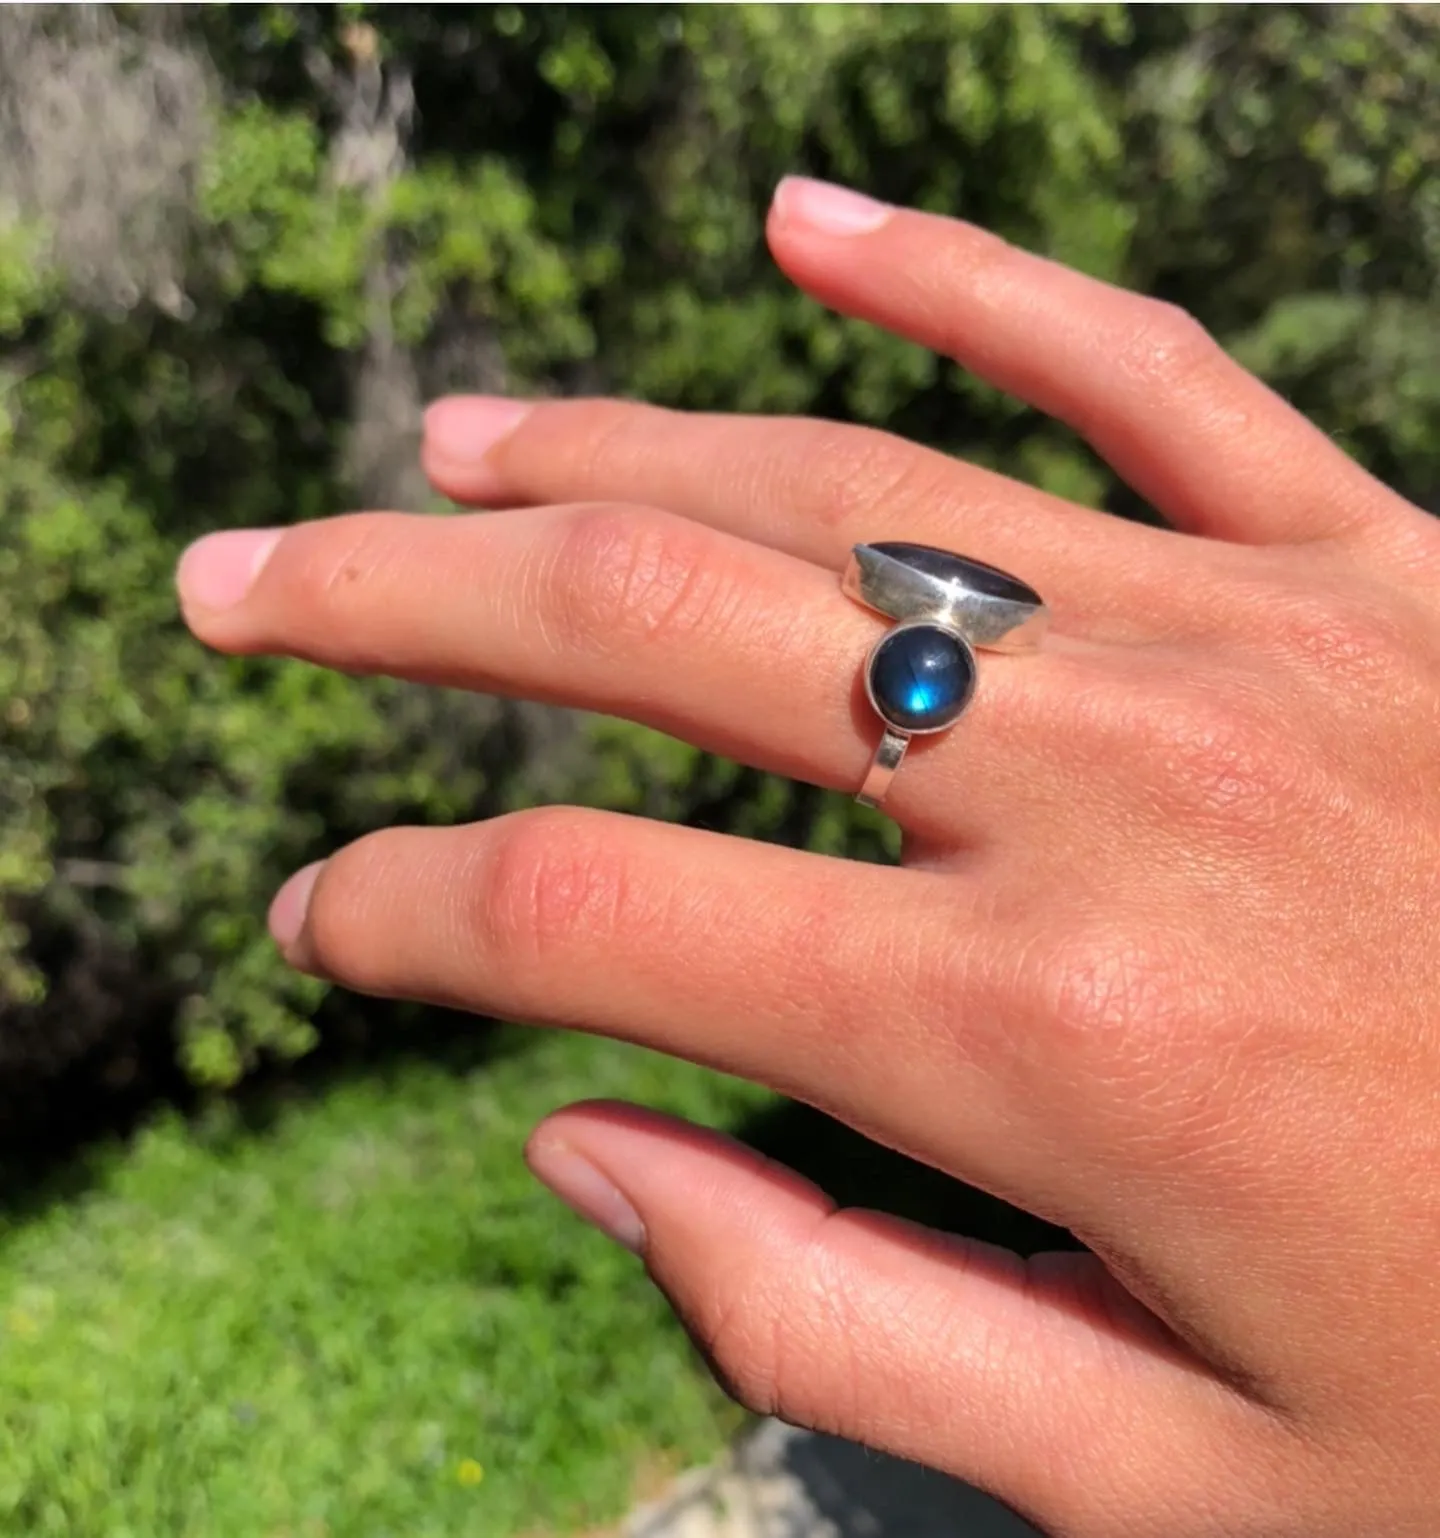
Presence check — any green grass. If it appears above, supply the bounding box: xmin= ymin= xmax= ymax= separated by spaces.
xmin=0 ymin=1030 xmax=772 ymax=1537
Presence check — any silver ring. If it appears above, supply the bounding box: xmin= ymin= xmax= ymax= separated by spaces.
xmin=843 ymin=543 xmax=1046 ymax=809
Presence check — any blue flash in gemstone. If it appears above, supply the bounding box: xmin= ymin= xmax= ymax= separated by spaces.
xmin=867 ymin=623 xmax=976 ymax=732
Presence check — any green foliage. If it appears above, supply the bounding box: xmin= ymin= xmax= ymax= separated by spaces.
xmin=0 ymin=1032 xmax=769 ymax=1535
xmin=0 ymin=223 xmax=56 ymax=339
xmin=1122 ymin=5 xmax=1440 ymax=497
xmin=1 ymin=4 xmax=1436 ymax=1099
xmin=1 ymin=5 xmax=1437 ymax=1528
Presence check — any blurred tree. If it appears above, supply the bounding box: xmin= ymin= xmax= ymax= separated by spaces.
xmin=1123 ymin=4 xmax=1440 ymax=508
xmin=0 ymin=3 xmax=1435 ymax=1125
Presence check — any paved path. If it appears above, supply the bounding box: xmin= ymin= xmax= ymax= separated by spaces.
xmin=624 ymin=1420 xmax=1043 ymax=1538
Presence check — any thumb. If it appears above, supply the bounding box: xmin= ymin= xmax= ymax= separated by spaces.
xmin=524 ymin=1100 xmax=1258 ymax=1536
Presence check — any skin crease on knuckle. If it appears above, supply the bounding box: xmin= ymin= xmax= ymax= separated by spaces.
xmin=1108 ymin=682 xmax=1295 ymax=842
xmin=975 ymin=915 xmax=1263 ymax=1199
xmin=569 ymin=398 xmax=684 ymax=492
xmin=1107 ymin=298 xmax=1218 ymax=404
xmin=538 ymin=504 xmax=752 ymax=663
xmin=728 ymin=1262 xmax=836 ymax=1431
xmin=1210 ymin=559 xmax=1436 ymax=704
xmin=460 ymin=806 xmax=846 ymax=1058
xmin=469 ymin=806 xmax=644 ymax=983
xmin=682 ymin=1207 xmax=963 ymax=1447
xmin=790 ymin=421 xmax=953 ymax=536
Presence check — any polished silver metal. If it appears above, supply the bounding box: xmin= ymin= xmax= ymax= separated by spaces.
xmin=843 ymin=541 xmax=1047 ymax=653
xmin=857 ymin=727 xmax=908 ymax=808
xmin=844 ymin=542 xmax=1045 ymax=811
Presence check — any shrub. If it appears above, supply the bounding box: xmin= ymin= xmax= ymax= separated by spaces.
xmin=1 ymin=4 xmax=1435 ymax=1123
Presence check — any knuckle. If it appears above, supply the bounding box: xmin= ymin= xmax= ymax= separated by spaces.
xmin=701 ymin=1274 xmax=786 ymax=1418
xmin=1113 ymin=299 xmax=1216 ymax=393
xmin=786 ymin=421 xmax=999 ymax=559
xmin=472 ymin=806 xmax=637 ymax=967
xmin=568 ymin=398 xmax=670 ymax=481
xmin=1136 ymin=689 xmax=1302 ymax=836
xmin=1272 ymin=587 xmax=1414 ymax=687
xmin=543 ymin=505 xmax=740 ymax=657
xmin=697 ymin=1215 xmax=858 ymax=1432
xmin=1016 ymin=920 xmax=1274 ymax=1158
xmin=792 ymin=423 xmax=926 ymax=532
xmin=1025 ymin=922 xmax=1195 ymax=1084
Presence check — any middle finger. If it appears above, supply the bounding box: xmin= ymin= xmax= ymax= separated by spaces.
xmin=177 ymin=503 xmax=1122 ymax=846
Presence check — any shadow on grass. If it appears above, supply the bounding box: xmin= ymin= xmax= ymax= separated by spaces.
xmin=0 ymin=990 xmax=522 ymax=1223
xmin=736 ymin=1096 xmax=1081 ymax=1256
xmin=1 ymin=1000 xmax=1081 ymax=1265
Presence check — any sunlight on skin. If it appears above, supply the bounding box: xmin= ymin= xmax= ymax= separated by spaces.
xmin=180 ymin=178 xmax=1440 ymax=1537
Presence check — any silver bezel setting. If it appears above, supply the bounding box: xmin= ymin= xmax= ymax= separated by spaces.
xmin=844 ymin=541 xmax=1043 ymax=811
xmin=862 ymin=619 xmax=978 ymax=736
xmin=843 ymin=542 xmax=1047 ymax=653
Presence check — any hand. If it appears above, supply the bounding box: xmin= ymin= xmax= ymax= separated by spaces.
xmin=176 ymin=177 xmax=1440 ymax=1537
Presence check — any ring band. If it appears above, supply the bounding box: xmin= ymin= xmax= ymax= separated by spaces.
xmin=844 ymin=543 xmax=1046 ymax=810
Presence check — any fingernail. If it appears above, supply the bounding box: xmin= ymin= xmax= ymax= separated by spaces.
xmin=177 ymin=529 xmax=282 ymax=613
xmin=773 ymin=176 xmax=893 ymax=236
xmin=423 ymin=396 xmax=532 ymax=463
xmin=269 ymin=861 xmax=324 ymax=951
xmin=526 ymin=1138 xmax=646 ymax=1255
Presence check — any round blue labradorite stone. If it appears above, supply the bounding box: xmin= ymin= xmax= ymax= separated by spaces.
xmin=867 ymin=623 xmax=975 ymax=732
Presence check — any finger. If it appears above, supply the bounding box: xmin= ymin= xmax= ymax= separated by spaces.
xmin=266 ymin=808 xmax=1081 ymax=1222
xmin=525 ymin=1101 xmax=1276 ymax=1535
xmin=421 ymin=396 xmax=1190 ymax=637
xmin=766 ymin=177 xmax=1425 ymax=552
xmin=175 ymin=507 xmax=1117 ymax=847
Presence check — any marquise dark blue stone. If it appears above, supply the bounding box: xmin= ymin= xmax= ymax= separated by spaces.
xmin=868 ymin=541 xmax=1040 ymax=606
xmin=868 ymin=624 xmax=976 ymax=732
